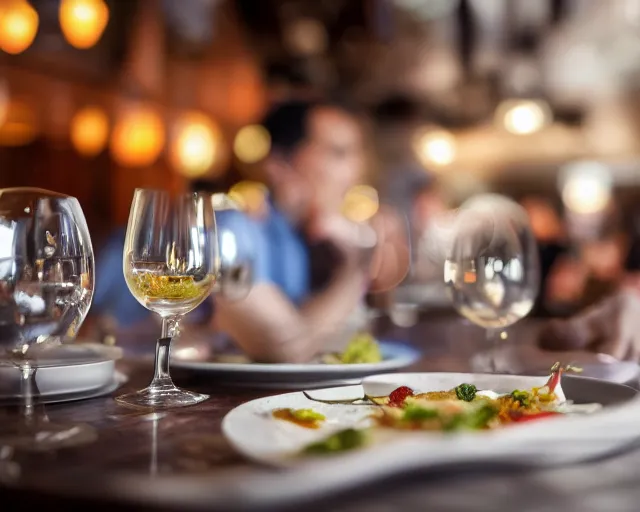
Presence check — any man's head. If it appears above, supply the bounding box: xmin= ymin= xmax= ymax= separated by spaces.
xmin=261 ymin=100 xmax=365 ymax=224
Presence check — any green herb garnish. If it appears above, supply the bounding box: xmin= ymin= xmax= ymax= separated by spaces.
xmin=402 ymin=403 xmax=439 ymax=422
xmin=511 ymin=390 xmax=530 ymax=407
xmin=454 ymin=383 xmax=477 ymax=402
xmin=303 ymin=429 xmax=367 ymax=455
xmin=444 ymin=403 xmax=497 ymax=432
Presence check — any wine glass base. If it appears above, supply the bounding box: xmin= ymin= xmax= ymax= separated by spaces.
xmin=115 ymin=384 xmax=209 ymax=410
xmin=0 ymin=420 xmax=97 ymax=452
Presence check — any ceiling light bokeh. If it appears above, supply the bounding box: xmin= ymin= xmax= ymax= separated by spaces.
xmin=414 ymin=128 xmax=456 ymax=168
xmin=496 ymin=99 xmax=552 ymax=135
xmin=70 ymin=106 xmax=109 ymax=157
xmin=560 ymin=161 xmax=612 ymax=215
xmin=0 ymin=0 xmax=39 ymax=55
xmin=170 ymin=112 xmax=220 ymax=178
xmin=110 ymin=104 xmax=165 ymax=168
xmin=59 ymin=0 xmax=110 ymax=50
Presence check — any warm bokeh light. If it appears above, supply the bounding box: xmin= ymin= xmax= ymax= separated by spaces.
xmin=560 ymin=161 xmax=612 ymax=215
xmin=228 ymin=181 xmax=268 ymax=216
xmin=0 ymin=80 xmax=9 ymax=127
xmin=0 ymin=0 xmax=39 ymax=55
xmin=414 ymin=128 xmax=456 ymax=167
xmin=110 ymin=104 xmax=165 ymax=168
xmin=496 ymin=99 xmax=551 ymax=135
xmin=0 ymin=99 xmax=38 ymax=146
xmin=233 ymin=125 xmax=271 ymax=164
xmin=59 ymin=0 xmax=109 ymax=49
xmin=342 ymin=185 xmax=380 ymax=223
xmin=171 ymin=112 xmax=220 ymax=178
xmin=70 ymin=106 xmax=109 ymax=157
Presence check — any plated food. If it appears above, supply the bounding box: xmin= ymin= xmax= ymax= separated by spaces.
xmin=222 ymin=370 xmax=640 ymax=467
xmin=288 ymin=363 xmax=607 ymax=455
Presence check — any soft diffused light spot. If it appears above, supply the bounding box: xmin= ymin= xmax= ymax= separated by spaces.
xmin=0 ymin=100 xmax=38 ymax=146
xmin=342 ymin=185 xmax=379 ymax=223
xmin=496 ymin=99 xmax=551 ymax=135
xmin=171 ymin=112 xmax=219 ymax=178
xmin=284 ymin=18 xmax=328 ymax=56
xmin=110 ymin=105 xmax=165 ymax=168
xmin=70 ymin=106 xmax=109 ymax=157
xmin=59 ymin=0 xmax=109 ymax=49
xmin=560 ymin=161 xmax=612 ymax=215
xmin=228 ymin=181 xmax=268 ymax=215
xmin=414 ymin=128 xmax=456 ymax=167
xmin=234 ymin=125 xmax=270 ymax=164
xmin=0 ymin=0 xmax=39 ymax=55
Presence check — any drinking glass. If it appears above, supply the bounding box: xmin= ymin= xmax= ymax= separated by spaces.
xmin=444 ymin=194 xmax=540 ymax=372
xmin=116 ymin=189 xmax=219 ymax=409
xmin=0 ymin=188 xmax=95 ymax=448
xmin=212 ymin=193 xmax=253 ymax=302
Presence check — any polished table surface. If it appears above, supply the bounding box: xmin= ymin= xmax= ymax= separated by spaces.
xmin=2 ymin=314 xmax=640 ymax=512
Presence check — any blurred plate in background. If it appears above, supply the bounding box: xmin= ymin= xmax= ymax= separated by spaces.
xmin=172 ymin=340 xmax=420 ymax=389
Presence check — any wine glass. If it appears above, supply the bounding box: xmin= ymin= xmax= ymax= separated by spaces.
xmin=212 ymin=193 xmax=253 ymax=302
xmin=444 ymin=194 xmax=540 ymax=372
xmin=0 ymin=188 xmax=95 ymax=449
xmin=116 ymin=189 xmax=219 ymax=409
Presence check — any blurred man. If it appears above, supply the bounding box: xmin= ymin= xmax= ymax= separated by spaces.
xmin=214 ymin=100 xmax=407 ymax=362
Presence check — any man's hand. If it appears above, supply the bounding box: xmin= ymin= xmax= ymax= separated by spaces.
xmin=538 ymin=289 xmax=640 ymax=361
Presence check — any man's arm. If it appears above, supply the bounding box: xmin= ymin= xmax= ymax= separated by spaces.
xmin=214 ymin=264 xmax=367 ymax=363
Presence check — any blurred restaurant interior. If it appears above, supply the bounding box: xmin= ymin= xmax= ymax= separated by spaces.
xmin=2 ymin=0 xmax=640 ymax=314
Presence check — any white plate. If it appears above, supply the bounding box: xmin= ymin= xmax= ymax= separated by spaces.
xmin=222 ymin=372 xmax=640 ymax=469
xmin=172 ymin=341 xmax=420 ymax=388
xmin=0 ymin=359 xmax=116 ymax=398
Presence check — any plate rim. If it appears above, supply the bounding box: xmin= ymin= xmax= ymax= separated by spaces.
xmin=171 ymin=340 xmax=420 ymax=374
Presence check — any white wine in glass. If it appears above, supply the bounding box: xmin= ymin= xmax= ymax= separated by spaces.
xmin=116 ymin=189 xmax=219 ymax=409
xmin=444 ymin=194 xmax=540 ymax=372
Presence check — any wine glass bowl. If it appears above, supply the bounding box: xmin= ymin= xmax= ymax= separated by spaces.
xmin=0 ymin=187 xmax=94 ymax=358
xmin=116 ymin=189 xmax=219 ymax=410
xmin=444 ymin=194 xmax=540 ymax=371
xmin=0 ymin=187 xmax=95 ymax=450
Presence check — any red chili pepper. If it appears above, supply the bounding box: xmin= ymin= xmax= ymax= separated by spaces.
xmin=511 ymin=411 xmax=561 ymax=423
xmin=388 ymin=386 xmax=414 ymax=407
xmin=544 ymin=367 xmax=564 ymax=393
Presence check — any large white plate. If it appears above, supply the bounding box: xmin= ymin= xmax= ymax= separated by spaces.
xmin=172 ymin=340 xmax=421 ymax=389
xmin=222 ymin=372 xmax=640 ymax=470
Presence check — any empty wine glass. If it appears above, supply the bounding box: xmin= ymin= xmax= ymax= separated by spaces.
xmin=0 ymin=188 xmax=95 ymax=449
xmin=444 ymin=194 xmax=540 ymax=372
xmin=212 ymin=193 xmax=253 ymax=302
xmin=116 ymin=189 xmax=219 ymax=409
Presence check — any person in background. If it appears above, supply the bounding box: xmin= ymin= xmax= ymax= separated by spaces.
xmin=213 ymin=99 xmax=408 ymax=363
xmin=539 ymin=198 xmax=640 ymax=360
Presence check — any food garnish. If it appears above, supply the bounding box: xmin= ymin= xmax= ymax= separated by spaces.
xmin=454 ymin=383 xmax=477 ymax=402
xmin=388 ymin=386 xmax=414 ymax=407
xmin=303 ymin=428 xmax=368 ymax=455
xmin=273 ymin=408 xmax=326 ymax=429
xmin=321 ymin=333 xmax=382 ymax=365
xmin=510 ymin=390 xmax=530 ymax=407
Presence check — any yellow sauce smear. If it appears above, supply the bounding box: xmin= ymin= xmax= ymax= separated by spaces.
xmin=272 ymin=409 xmax=322 ymax=429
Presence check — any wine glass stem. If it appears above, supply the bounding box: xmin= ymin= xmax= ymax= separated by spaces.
xmin=20 ymin=362 xmax=38 ymax=424
xmin=151 ymin=317 xmax=180 ymax=387
xmin=487 ymin=328 xmax=497 ymax=373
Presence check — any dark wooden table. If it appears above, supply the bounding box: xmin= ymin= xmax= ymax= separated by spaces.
xmin=1 ymin=315 xmax=639 ymax=512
